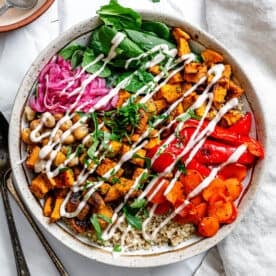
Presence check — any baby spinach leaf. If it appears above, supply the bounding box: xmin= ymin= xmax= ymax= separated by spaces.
xmin=71 ymin=49 xmax=84 ymax=69
xmin=90 ymin=26 xmax=143 ymax=59
xmin=81 ymin=48 xmax=111 ymax=77
xmin=97 ymin=0 xmax=142 ymax=30
xmin=142 ymin=21 xmax=171 ymax=40
xmin=59 ymin=44 xmax=85 ymax=60
xmin=125 ymin=69 xmax=154 ymax=93
xmin=125 ymin=29 xmax=175 ymax=51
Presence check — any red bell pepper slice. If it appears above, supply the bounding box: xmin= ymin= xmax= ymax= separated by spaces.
xmin=218 ymin=163 xmax=247 ymax=181
xmin=228 ymin=112 xmax=252 ymax=136
xmin=194 ymin=139 xmax=256 ymax=165
xmin=182 ymin=119 xmax=264 ymax=159
xmin=154 ymin=201 xmax=172 ymax=215
xmin=186 ymin=158 xmax=211 ymax=177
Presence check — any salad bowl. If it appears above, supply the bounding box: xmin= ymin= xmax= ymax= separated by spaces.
xmin=9 ymin=5 xmax=266 ymax=267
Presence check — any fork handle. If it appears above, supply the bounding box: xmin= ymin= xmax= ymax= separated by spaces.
xmin=1 ymin=170 xmax=30 ymax=276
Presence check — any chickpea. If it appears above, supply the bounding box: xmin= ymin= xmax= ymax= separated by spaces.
xmin=34 ymin=160 xmax=46 ymax=173
xmin=54 ymin=151 xmax=66 ymax=167
xmin=68 ymin=157 xmax=79 ymax=167
xmin=24 ymin=106 xmax=35 ymax=121
xmin=21 ymin=128 xmax=32 ymax=144
xmin=83 ymin=135 xmax=93 ymax=147
xmin=43 ymin=113 xmax=56 ymax=128
xmin=60 ymin=119 xmax=73 ymax=131
xmin=73 ymin=126 xmax=89 ymax=140
xmin=63 ymin=134 xmax=75 ymax=145
xmin=53 ymin=129 xmax=63 ymax=143
xmin=72 ymin=113 xmax=81 ymax=124
xmin=54 ymin=113 xmax=64 ymax=121
xmin=30 ymin=119 xmax=40 ymax=130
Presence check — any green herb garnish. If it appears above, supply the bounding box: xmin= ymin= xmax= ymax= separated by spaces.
xmin=130 ymin=198 xmax=147 ymax=209
xmin=90 ymin=214 xmax=102 ymax=240
xmin=132 ymin=153 xmax=151 ymax=169
xmin=97 ymin=214 xmax=112 ymax=224
xmin=177 ymin=160 xmax=187 ymax=175
xmin=123 ymin=207 xmax=142 ymax=230
xmin=113 ymin=244 xmax=122 ymax=252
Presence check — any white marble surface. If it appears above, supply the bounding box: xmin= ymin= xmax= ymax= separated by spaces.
xmin=0 ymin=1 xmax=208 ymax=275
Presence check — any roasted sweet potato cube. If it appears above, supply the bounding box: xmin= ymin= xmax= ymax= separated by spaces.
xmin=50 ymin=197 xmax=64 ymax=222
xmin=43 ymin=195 xmax=54 ymax=217
xmin=98 ymin=183 xmax=111 ymax=195
xmin=54 ymin=151 xmax=66 ymax=167
xmin=96 ymin=158 xmax=116 ymax=177
xmin=182 ymin=92 xmax=198 ymax=111
xmin=222 ymin=110 xmax=243 ymax=126
xmin=29 ymin=174 xmax=52 ymax=199
xmin=222 ymin=64 xmax=232 ymax=78
xmin=54 ymin=169 xmax=75 ymax=188
xmin=96 ymin=205 xmax=113 ymax=229
xmin=172 ymin=27 xmax=191 ymax=41
xmin=153 ymin=99 xmax=168 ymax=113
xmin=202 ymin=49 xmax=223 ymax=65
xmin=77 ymin=204 xmax=90 ymax=221
xmin=171 ymin=103 xmax=185 ymax=118
xmin=149 ymin=65 xmax=161 ymax=75
xmin=159 ymin=84 xmax=183 ymax=103
xmin=116 ymin=90 xmax=131 ymax=108
xmin=184 ymin=62 xmax=202 ymax=74
xmin=68 ymin=218 xmax=88 ymax=233
xmin=104 ymin=178 xmax=134 ymax=202
xmin=121 ymin=144 xmax=131 ymax=155
xmin=228 ymin=81 xmax=244 ymax=98
xmin=26 ymin=146 xmax=40 ymax=169
xmin=132 ymin=167 xmax=145 ymax=180
xmin=178 ymin=37 xmax=191 ymax=56
xmin=184 ymin=64 xmax=207 ymax=83
xmin=144 ymin=138 xmax=160 ymax=150
xmin=213 ymin=84 xmax=227 ymax=103
xmin=136 ymin=109 xmax=148 ymax=134
xmin=168 ymin=72 xmax=183 ymax=84
xmin=130 ymin=149 xmax=146 ymax=167
xmin=106 ymin=141 xmax=122 ymax=157
xmin=88 ymin=191 xmax=106 ymax=209
xmin=21 ymin=128 xmax=32 ymax=145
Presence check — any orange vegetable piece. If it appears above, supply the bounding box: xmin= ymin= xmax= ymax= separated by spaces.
xmin=208 ymin=200 xmax=234 ymax=224
xmin=224 ymin=202 xmax=238 ymax=224
xmin=187 ymin=202 xmax=208 ymax=224
xmin=202 ymin=178 xmax=227 ymax=202
xmin=218 ymin=163 xmax=247 ymax=181
xmin=148 ymin=178 xmax=169 ymax=204
xmin=201 ymin=49 xmax=223 ymax=65
xmin=198 ymin=216 xmax=220 ymax=237
xmin=224 ymin=178 xmax=243 ymax=201
xmin=154 ymin=201 xmax=172 ymax=215
xmin=166 ymin=181 xmax=185 ymax=206
xmin=190 ymin=194 xmax=203 ymax=205
xmin=179 ymin=169 xmax=203 ymax=195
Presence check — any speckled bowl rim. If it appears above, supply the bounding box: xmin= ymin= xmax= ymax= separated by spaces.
xmin=9 ymin=11 xmax=267 ymax=267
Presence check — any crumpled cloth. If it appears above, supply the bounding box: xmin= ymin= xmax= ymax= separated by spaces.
xmin=196 ymin=0 xmax=276 ymax=275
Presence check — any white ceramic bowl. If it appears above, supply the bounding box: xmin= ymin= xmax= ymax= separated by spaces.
xmin=9 ymin=12 xmax=266 ymax=267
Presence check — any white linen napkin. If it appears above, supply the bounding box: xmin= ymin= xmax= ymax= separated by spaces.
xmin=196 ymin=0 xmax=276 ymax=275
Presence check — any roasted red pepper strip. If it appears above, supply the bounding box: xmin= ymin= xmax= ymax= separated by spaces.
xmin=186 ymin=158 xmax=211 ymax=177
xmin=182 ymin=119 xmax=264 ymax=159
xmin=194 ymin=139 xmax=255 ymax=165
xmin=228 ymin=112 xmax=252 ymax=136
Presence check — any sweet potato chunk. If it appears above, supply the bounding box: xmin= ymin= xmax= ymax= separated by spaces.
xmin=104 ymin=178 xmax=134 ymax=202
xmin=43 ymin=195 xmax=54 ymax=217
xmin=172 ymin=27 xmax=191 ymax=41
xmin=130 ymin=149 xmax=146 ymax=167
xmin=77 ymin=204 xmax=90 ymax=221
xmin=168 ymin=72 xmax=183 ymax=84
xmin=98 ymin=183 xmax=111 ymax=195
xmin=228 ymin=81 xmax=244 ymax=98
xmin=96 ymin=205 xmax=113 ymax=229
xmin=26 ymin=146 xmax=40 ymax=169
xmin=54 ymin=152 xmax=66 ymax=167
xmin=202 ymin=49 xmax=223 ymax=65
xmin=88 ymin=191 xmax=106 ymax=209
xmin=159 ymin=84 xmax=183 ymax=103
xmin=50 ymin=197 xmax=64 ymax=222
xmin=21 ymin=128 xmax=32 ymax=145
xmin=116 ymin=90 xmax=130 ymax=107
xmin=149 ymin=65 xmax=161 ymax=75
xmin=96 ymin=158 xmax=116 ymax=176
xmin=29 ymin=174 xmax=52 ymax=199
xmin=178 ymin=38 xmax=191 ymax=56
xmin=153 ymin=99 xmax=168 ymax=113
xmin=222 ymin=110 xmax=243 ymax=126
xmin=184 ymin=64 xmax=207 ymax=83
xmin=54 ymin=169 xmax=75 ymax=188
xmin=213 ymin=84 xmax=227 ymax=103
